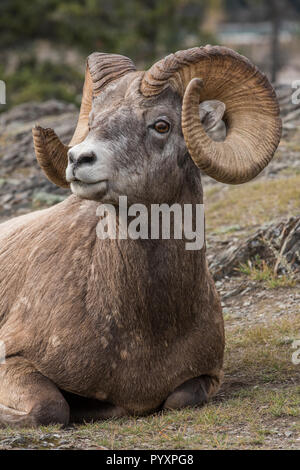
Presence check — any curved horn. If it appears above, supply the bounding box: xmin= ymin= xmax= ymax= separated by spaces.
xmin=33 ymin=53 xmax=136 ymax=187
xmin=141 ymin=46 xmax=282 ymax=184
xmin=32 ymin=126 xmax=70 ymax=188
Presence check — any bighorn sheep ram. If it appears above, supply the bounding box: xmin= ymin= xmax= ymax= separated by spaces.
xmin=0 ymin=46 xmax=281 ymax=427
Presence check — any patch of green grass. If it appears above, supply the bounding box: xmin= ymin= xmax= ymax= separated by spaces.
xmin=268 ymin=391 xmax=300 ymax=418
xmin=238 ymin=257 xmax=296 ymax=289
xmin=266 ymin=276 xmax=296 ymax=289
xmin=225 ymin=314 xmax=300 ymax=384
xmin=71 ymin=387 xmax=298 ymax=449
xmin=0 ymin=59 xmax=83 ymax=113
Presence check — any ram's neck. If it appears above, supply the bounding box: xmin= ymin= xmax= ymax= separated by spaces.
xmin=88 ymin=189 xmax=207 ymax=338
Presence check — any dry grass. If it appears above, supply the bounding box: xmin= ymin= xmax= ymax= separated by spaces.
xmin=225 ymin=314 xmax=300 ymax=384
xmin=205 ymin=174 xmax=300 ymax=232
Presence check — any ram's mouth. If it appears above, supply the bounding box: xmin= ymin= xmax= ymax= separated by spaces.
xmin=70 ymin=180 xmax=108 ymax=200
xmin=71 ymin=179 xmax=107 ymax=186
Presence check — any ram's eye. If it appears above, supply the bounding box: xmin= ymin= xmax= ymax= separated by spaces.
xmin=154 ymin=120 xmax=170 ymax=134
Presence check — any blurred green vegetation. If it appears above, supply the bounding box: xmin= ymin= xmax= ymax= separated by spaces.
xmin=1 ymin=0 xmax=300 ymax=111
xmin=0 ymin=0 xmax=216 ymax=112
xmin=0 ymin=0 xmax=215 ymax=59
xmin=0 ymin=59 xmax=83 ymax=110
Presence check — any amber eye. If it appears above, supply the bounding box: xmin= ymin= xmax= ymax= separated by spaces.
xmin=153 ymin=120 xmax=170 ymax=134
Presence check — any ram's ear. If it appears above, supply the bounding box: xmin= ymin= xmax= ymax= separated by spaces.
xmin=199 ymin=100 xmax=226 ymax=132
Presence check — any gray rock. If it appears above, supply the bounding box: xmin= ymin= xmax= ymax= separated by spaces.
xmin=0 ymin=100 xmax=74 ymax=221
xmin=209 ymin=216 xmax=300 ymax=280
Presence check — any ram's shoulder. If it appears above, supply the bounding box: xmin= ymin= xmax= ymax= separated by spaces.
xmin=0 ymin=195 xmax=99 ymax=243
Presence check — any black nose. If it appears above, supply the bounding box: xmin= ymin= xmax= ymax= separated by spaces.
xmin=68 ymin=151 xmax=97 ymax=167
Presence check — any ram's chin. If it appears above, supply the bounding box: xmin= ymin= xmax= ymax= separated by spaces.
xmin=70 ymin=180 xmax=108 ymax=201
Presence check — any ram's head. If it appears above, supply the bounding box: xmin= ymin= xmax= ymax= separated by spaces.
xmin=33 ymin=46 xmax=281 ymax=204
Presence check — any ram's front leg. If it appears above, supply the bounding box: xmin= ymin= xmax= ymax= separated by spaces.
xmin=0 ymin=357 xmax=70 ymax=428
xmin=163 ymin=374 xmax=221 ymax=410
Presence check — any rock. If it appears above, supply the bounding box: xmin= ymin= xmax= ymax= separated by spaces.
xmin=0 ymin=100 xmax=76 ymax=127
xmin=275 ymin=84 xmax=300 ymax=120
xmin=209 ymin=216 xmax=300 ymax=280
xmin=0 ymin=193 xmax=13 ymax=204
xmin=0 ymin=100 xmax=74 ymax=221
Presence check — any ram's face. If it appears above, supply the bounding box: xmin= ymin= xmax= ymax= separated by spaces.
xmin=66 ymin=76 xmax=226 ymax=205
xmin=34 ymin=49 xmax=281 ymax=202
xmin=66 ymin=78 xmax=188 ymax=205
